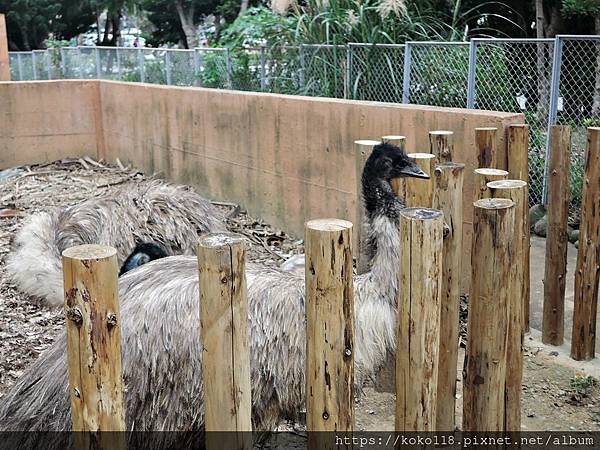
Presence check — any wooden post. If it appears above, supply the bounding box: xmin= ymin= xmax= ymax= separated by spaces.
xmin=476 ymin=127 xmax=498 ymax=168
xmin=0 ymin=14 xmax=10 ymax=81
xmin=404 ymin=153 xmax=436 ymax=208
xmin=396 ymin=208 xmax=443 ymax=431
xmin=487 ymin=179 xmax=528 ymax=432
xmin=198 ymin=233 xmax=252 ymax=449
xmin=433 ymin=162 xmax=465 ymax=432
xmin=507 ymin=124 xmax=530 ymax=331
xmin=381 ymin=135 xmax=406 ymax=197
xmin=305 ymin=219 xmax=354 ymax=446
xmin=62 ymin=244 xmax=126 ymax=450
xmin=429 ymin=130 xmax=454 ymax=163
xmin=463 ymin=198 xmax=515 ymax=432
xmin=542 ymin=126 xmax=571 ymax=346
xmin=355 ymin=140 xmax=381 ymax=274
xmin=474 ymin=168 xmax=509 ymax=200
xmin=572 ymin=127 xmax=600 ymax=361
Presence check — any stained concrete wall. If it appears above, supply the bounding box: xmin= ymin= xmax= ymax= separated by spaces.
xmin=0 ymin=80 xmax=524 ymax=290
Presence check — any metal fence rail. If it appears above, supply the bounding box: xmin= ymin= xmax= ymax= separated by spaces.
xmin=9 ymin=36 xmax=600 ymax=222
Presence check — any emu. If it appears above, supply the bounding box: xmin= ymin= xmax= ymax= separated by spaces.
xmin=0 ymin=143 xmax=427 ymax=437
xmin=5 ymin=180 xmax=226 ymax=307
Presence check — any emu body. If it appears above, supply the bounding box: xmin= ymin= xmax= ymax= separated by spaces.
xmin=0 ymin=144 xmax=427 ymax=436
xmin=5 ymin=180 xmax=226 ymax=306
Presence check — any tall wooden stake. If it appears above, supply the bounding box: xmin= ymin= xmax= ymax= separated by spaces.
xmin=305 ymin=219 xmax=354 ymax=448
xmin=355 ymin=140 xmax=381 ymax=274
xmin=198 ymin=233 xmax=252 ymax=449
xmin=433 ymin=162 xmax=465 ymax=432
xmin=0 ymin=15 xmax=9 ymax=81
xmin=404 ymin=153 xmax=436 ymax=208
xmin=396 ymin=208 xmax=443 ymax=431
xmin=572 ymin=127 xmax=600 ymax=361
xmin=463 ymin=198 xmax=515 ymax=432
xmin=382 ymin=135 xmax=406 ymax=197
xmin=542 ymin=126 xmax=571 ymax=346
xmin=507 ymin=124 xmax=531 ymax=331
xmin=429 ymin=130 xmax=454 ymax=163
xmin=476 ymin=127 xmax=498 ymax=168
xmin=488 ymin=179 xmax=528 ymax=432
xmin=62 ymin=244 xmax=126 ymax=450
xmin=474 ymin=168 xmax=509 ymax=200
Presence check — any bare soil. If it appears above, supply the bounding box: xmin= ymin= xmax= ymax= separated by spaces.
xmin=0 ymin=159 xmax=599 ymax=433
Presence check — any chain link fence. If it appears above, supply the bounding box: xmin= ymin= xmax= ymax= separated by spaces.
xmin=8 ymin=37 xmax=600 ymax=221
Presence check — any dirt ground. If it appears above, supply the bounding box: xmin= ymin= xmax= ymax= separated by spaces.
xmin=0 ymin=159 xmax=599 ymax=432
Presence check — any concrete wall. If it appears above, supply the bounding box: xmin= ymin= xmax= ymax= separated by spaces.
xmin=0 ymin=81 xmax=101 ymax=166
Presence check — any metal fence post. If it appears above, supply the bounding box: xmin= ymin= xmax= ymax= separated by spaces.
xmin=95 ymin=47 xmax=101 ymax=79
xmin=60 ymin=47 xmax=66 ymax=77
xmin=77 ymin=46 xmax=83 ymax=78
xmin=138 ymin=48 xmax=144 ymax=83
xmin=116 ymin=47 xmax=122 ymax=80
xmin=165 ymin=50 xmax=172 ymax=85
xmin=402 ymin=42 xmax=412 ymax=103
xmin=467 ymin=39 xmax=478 ymax=108
xmin=542 ymin=36 xmax=565 ymax=205
xmin=46 ymin=50 xmax=52 ymax=79
xmin=260 ymin=45 xmax=267 ymax=92
xmin=32 ymin=51 xmax=38 ymax=80
xmin=299 ymin=44 xmax=306 ymax=91
xmin=226 ymin=48 xmax=233 ymax=89
xmin=16 ymin=53 xmax=23 ymax=80
xmin=345 ymin=43 xmax=353 ymax=99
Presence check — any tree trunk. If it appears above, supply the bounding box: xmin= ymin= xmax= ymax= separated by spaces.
xmin=239 ymin=0 xmax=250 ymax=16
xmin=102 ymin=15 xmax=111 ymax=45
xmin=109 ymin=13 xmax=121 ymax=46
xmin=175 ymin=0 xmax=197 ymax=49
xmin=592 ymin=15 xmax=600 ymax=117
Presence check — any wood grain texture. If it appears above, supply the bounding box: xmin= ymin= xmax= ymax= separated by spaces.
xmin=433 ymin=163 xmax=465 ymax=431
xmin=488 ymin=179 xmax=528 ymax=432
xmin=396 ymin=208 xmax=443 ymax=431
xmin=305 ymin=219 xmax=354 ymax=444
xmin=463 ymin=198 xmax=514 ymax=432
xmin=62 ymin=244 xmax=126 ymax=449
xmin=429 ymin=130 xmax=454 ymax=163
xmin=543 ymin=126 xmax=571 ymax=346
xmin=476 ymin=127 xmax=498 ymax=168
xmin=0 ymin=15 xmax=9 ymax=81
xmin=404 ymin=153 xmax=436 ymax=208
xmin=474 ymin=168 xmax=509 ymax=201
xmin=198 ymin=233 xmax=252 ymax=448
xmin=571 ymin=127 xmax=600 ymax=361
xmin=507 ymin=124 xmax=530 ymax=331
xmin=355 ymin=140 xmax=381 ymax=275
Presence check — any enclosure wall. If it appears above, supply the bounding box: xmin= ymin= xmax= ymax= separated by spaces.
xmin=0 ymin=81 xmax=100 ymax=166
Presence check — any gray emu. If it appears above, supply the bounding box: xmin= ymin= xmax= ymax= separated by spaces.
xmin=5 ymin=180 xmax=226 ymax=307
xmin=0 ymin=144 xmax=427 ymax=437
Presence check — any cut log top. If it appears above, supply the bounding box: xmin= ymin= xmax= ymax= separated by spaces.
xmin=429 ymin=130 xmax=453 ymax=136
xmin=475 ymin=127 xmax=498 ymax=131
xmin=306 ymin=218 xmax=353 ymax=232
xmin=382 ymin=135 xmax=406 ymax=141
xmin=474 ymin=168 xmax=509 ymax=176
xmin=473 ymin=198 xmax=514 ymax=210
xmin=408 ymin=153 xmax=436 ymax=160
xmin=355 ymin=140 xmax=382 ymax=146
xmin=400 ymin=207 xmax=443 ymax=221
xmin=436 ymin=162 xmax=465 ymax=170
xmin=198 ymin=232 xmax=247 ymax=248
xmin=487 ymin=179 xmax=528 ymax=190
xmin=62 ymin=244 xmax=117 ymax=260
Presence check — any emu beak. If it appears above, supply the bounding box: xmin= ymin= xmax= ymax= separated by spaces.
xmin=399 ymin=164 xmax=430 ymax=179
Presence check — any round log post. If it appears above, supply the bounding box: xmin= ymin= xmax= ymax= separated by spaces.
xmin=396 ymin=208 xmax=443 ymax=431
xmin=572 ymin=127 xmax=600 ymax=361
xmin=405 ymin=153 xmax=436 ymax=208
xmin=382 ymin=135 xmax=406 ymax=197
xmin=463 ymin=198 xmax=515 ymax=432
xmin=474 ymin=168 xmax=509 ymax=201
xmin=488 ymin=179 xmax=528 ymax=432
xmin=355 ymin=140 xmax=381 ymax=274
xmin=198 ymin=233 xmax=252 ymax=449
xmin=62 ymin=244 xmax=126 ymax=449
xmin=433 ymin=162 xmax=465 ymax=432
xmin=507 ymin=124 xmax=530 ymax=332
xmin=429 ymin=130 xmax=454 ymax=163
xmin=476 ymin=127 xmax=498 ymax=168
xmin=542 ymin=126 xmax=571 ymax=346
xmin=305 ymin=219 xmax=354 ymax=444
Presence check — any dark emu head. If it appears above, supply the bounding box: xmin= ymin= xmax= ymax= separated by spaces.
xmin=119 ymin=242 xmax=169 ymax=275
xmin=361 ymin=142 xmax=430 ymax=219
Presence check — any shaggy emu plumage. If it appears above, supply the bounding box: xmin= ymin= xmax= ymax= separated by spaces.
xmin=0 ymin=144 xmax=428 ymax=438
xmin=5 ymin=180 xmax=226 ymax=306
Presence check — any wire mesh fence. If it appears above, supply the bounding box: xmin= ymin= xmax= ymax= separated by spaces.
xmin=8 ymin=37 xmax=600 ymax=221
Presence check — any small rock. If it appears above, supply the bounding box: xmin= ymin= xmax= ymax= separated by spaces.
xmin=526 ymin=410 xmax=536 ymax=418
xmin=549 ymin=351 xmax=559 ymax=356
xmin=534 ymin=215 xmax=548 ymax=237
xmin=366 ymin=409 xmax=375 ymax=415
xmin=569 ymin=228 xmax=580 ymax=244
xmin=529 ymin=204 xmax=546 ymax=228
xmin=575 ymin=240 xmax=579 ymax=249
